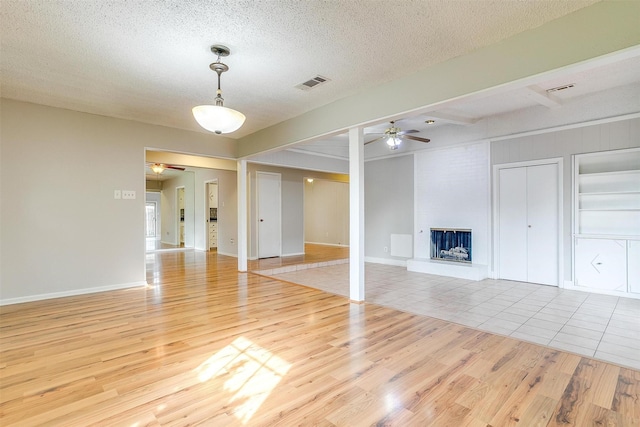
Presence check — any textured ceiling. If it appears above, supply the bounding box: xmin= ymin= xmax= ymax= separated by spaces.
xmin=1 ymin=0 xmax=602 ymax=139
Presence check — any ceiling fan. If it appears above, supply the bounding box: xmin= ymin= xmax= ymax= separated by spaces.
xmin=146 ymin=163 xmax=185 ymax=174
xmin=364 ymin=121 xmax=430 ymax=150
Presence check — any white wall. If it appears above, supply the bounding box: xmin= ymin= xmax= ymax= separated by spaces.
xmin=304 ymin=179 xmax=349 ymax=246
xmin=364 ymin=155 xmax=414 ymax=260
xmin=415 ymin=142 xmax=490 ymax=265
xmin=491 ymin=116 xmax=640 ymax=281
xmin=0 ymin=99 xmax=235 ymax=304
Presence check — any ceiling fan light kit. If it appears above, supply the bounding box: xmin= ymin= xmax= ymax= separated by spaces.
xmin=193 ymin=45 xmax=246 ymax=135
xmin=150 ymin=163 xmax=165 ymax=174
xmin=386 ymin=136 xmax=402 ymax=150
xmin=365 ymin=120 xmax=431 ymax=150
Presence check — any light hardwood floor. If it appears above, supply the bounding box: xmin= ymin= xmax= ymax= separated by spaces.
xmin=1 ymin=250 xmax=638 ymax=426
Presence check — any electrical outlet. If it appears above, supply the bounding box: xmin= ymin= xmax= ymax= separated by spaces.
xmin=114 ymin=190 xmax=121 ymax=199
xmin=122 ymin=190 xmax=136 ymax=199
xmin=230 ymin=238 xmax=235 ymax=244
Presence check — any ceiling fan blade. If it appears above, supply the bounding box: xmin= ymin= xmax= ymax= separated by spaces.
xmin=404 ymin=135 xmax=431 ymax=143
xmin=166 ymin=165 xmax=185 ymax=171
xmin=398 ymin=129 xmax=419 ymax=135
xmin=364 ymin=136 xmax=384 ymax=145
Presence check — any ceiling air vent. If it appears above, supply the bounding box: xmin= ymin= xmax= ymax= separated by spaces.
xmin=546 ymin=83 xmax=575 ymax=93
xmin=295 ymin=75 xmax=331 ymax=91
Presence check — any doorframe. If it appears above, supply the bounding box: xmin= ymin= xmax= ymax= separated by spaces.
xmin=204 ymin=179 xmax=219 ymax=250
xmin=492 ymin=157 xmax=564 ymax=286
xmin=256 ymin=171 xmax=282 ymax=259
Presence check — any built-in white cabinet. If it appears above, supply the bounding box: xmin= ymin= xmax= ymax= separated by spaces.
xmin=209 ymin=222 xmax=217 ymax=249
xmin=574 ymin=148 xmax=640 ymax=295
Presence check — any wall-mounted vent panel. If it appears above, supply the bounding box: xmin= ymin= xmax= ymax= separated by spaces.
xmin=295 ymin=75 xmax=331 ymax=91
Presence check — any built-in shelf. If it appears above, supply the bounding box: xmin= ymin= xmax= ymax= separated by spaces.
xmin=573 ymin=147 xmax=640 ymax=296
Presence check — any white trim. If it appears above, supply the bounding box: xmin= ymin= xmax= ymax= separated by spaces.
xmin=490 ymin=112 xmax=640 ymax=142
xmin=413 ymin=153 xmax=420 ymax=259
xmin=0 ymin=281 xmax=147 ymax=306
xmin=286 ymin=147 xmax=348 ymax=161
xmin=217 ymin=250 xmax=237 ymax=258
xmin=282 ymin=252 xmax=305 ymax=257
xmin=305 ymin=241 xmax=349 ymax=247
xmin=492 ymin=157 xmax=564 ymax=287
xmin=364 ymin=256 xmax=407 ymax=267
xmin=563 ymin=282 xmax=640 ymax=300
xmin=248 ymin=159 xmax=346 ymax=175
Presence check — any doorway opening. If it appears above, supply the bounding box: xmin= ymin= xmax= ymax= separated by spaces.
xmin=145 ymin=202 xmax=157 ymax=238
xmin=206 ymin=180 xmax=219 ymax=251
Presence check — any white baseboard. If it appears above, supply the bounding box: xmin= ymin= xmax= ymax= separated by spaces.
xmin=561 ymin=282 xmax=640 ymax=299
xmin=282 ymin=252 xmax=305 ymax=257
xmin=0 ymin=281 xmax=148 ymax=306
xmin=305 ymin=241 xmax=349 ymax=247
xmin=217 ymin=251 xmax=237 ymax=258
xmin=364 ymin=256 xmax=407 ymax=267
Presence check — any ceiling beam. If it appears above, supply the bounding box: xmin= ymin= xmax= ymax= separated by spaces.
xmin=426 ymin=112 xmax=479 ymax=126
xmin=522 ymin=85 xmax=562 ymax=108
xmin=236 ymin=1 xmax=640 ymax=158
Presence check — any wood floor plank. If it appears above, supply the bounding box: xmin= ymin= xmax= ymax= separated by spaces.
xmin=1 ymin=247 xmax=638 ymax=426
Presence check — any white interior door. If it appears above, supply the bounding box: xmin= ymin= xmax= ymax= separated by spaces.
xmin=499 ymin=167 xmax=528 ymax=282
xmin=497 ymin=162 xmax=559 ymax=286
xmin=526 ymin=164 xmax=558 ymax=286
xmin=257 ymin=172 xmax=281 ymax=258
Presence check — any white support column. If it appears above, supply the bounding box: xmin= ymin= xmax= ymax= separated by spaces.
xmin=237 ymin=159 xmax=248 ymax=272
xmin=348 ymin=127 xmax=365 ymax=302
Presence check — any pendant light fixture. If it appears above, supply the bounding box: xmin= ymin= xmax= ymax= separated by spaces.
xmin=192 ymin=45 xmax=246 ymax=135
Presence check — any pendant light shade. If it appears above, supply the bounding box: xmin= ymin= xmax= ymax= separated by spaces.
xmin=193 ymin=45 xmax=245 ymax=135
xmin=192 ymin=105 xmax=245 ymax=134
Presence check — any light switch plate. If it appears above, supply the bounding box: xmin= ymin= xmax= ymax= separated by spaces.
xmin=114 ymin=190 xmax=121 ymax=199
xmin=122 ymin=190 xmax=136 ymax=199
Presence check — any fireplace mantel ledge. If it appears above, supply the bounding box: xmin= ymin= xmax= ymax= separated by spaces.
xmin=407 ymin=258 xmax=488 ymax=281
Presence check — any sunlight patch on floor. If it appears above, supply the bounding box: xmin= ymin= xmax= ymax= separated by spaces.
xmin=195 ymin=336 xmax=291 ymax=424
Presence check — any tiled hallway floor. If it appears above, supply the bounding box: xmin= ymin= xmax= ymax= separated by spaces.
xmin=263 ymin=262 xmax=640 ymax=370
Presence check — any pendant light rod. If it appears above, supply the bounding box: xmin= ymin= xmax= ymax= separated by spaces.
xmin=192 ymin=44 xmax=246 ymax=135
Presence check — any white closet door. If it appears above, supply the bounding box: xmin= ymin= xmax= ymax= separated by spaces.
xmin=498 ymin=167 xmax=528 ymax=282
xmin=527 ymin=164 xmax=558 ymax=286
xmin=498 ymin=163 xmax=559 ymax=286
xmin=257 ymin=172 xmax=282 ymax=259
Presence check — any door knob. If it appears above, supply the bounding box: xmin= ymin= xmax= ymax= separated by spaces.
xmin=260 ymin=219 xmax=264 ymax=222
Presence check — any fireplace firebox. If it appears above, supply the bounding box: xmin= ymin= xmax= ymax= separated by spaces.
xmin=430 ymin=228 xmax=472 ymax=263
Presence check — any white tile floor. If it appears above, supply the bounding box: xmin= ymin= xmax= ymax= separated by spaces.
xmin=260 ymin=263 xmax=640 ymax=370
